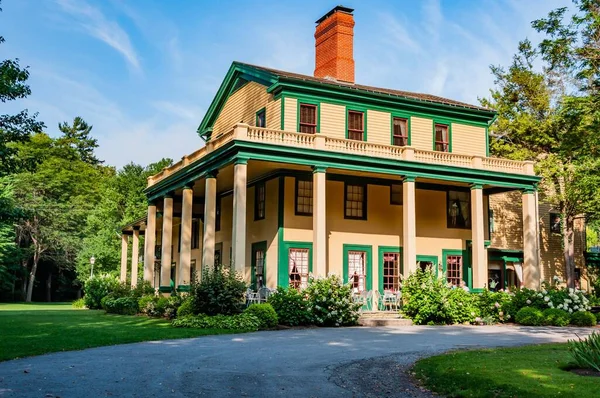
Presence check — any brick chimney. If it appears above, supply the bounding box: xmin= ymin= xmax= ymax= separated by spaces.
xmin=314 ymin=6 xmax=355 ymax=84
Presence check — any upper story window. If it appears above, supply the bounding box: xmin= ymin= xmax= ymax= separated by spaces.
xmin=345 ymin=183 xmax=366 ymax=220
xmin=435 ymin=124 xmax=449 ymax=152
xmin=299 ymin=104 xmax=317 ymax=133
xmin=393 ymin=117 xmax=408 ymax=146
xmin=256 ymin=108 xmax=266 ymax=128
xmin=447 ymin=190 xmax=471 ymax=229
xmin=255 ymin=182 xmax=266 ymax=220
xmin=347 ymin=110 xmax=364 ymax=141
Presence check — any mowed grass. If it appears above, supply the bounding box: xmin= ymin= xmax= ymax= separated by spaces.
xmin=413 ymin=343 xmax=599 ymax=398
xmin=0 ymin=302 xmax=243 ymax=362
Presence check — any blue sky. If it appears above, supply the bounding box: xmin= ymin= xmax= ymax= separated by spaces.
xmin=2 ymin=0 xmax=572 ymax=167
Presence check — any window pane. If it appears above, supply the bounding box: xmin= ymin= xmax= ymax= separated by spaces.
xmin=348 ymin=251 xmax=367 ymax=292
xmin=289 ymin=248 xmax=309 ymax=289
xmin=296 ymin=179 xmax=313 ymax=215
xmin=256 ymin=109 xmax=266 ymax=128
xmin=348 ymin=111 xmax=364 ymax=141
xmin=299 ymin=104 xmax=317 ymax=134
xmin=447 ymin=190 xmax=470 ymax=228
xmin=345 ymin=184 xmax=365 ymax=219
xmin=446 ymin=256 xmax=462 ymax=286
xmin=393 ymin=118 xmax=408 ymax=146
xmin=383 ymin=252 xmax=401 ymax=291
xmin=255 ymin=183 xmax=265 ymax=220
xmin=390 ymin=184 xmax=402 ymax=205
xmin=255 ymin=249 xmax=265 ymax=289
xmin=435 ymin=124 xmax=449 ymax=152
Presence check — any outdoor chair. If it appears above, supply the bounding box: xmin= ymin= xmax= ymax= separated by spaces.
xmin=257 ymin=287 xmax=271 ymax=302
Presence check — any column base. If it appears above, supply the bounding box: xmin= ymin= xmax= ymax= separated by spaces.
xmin=177 ymin=285 xmax=191 ymax=292
xmin=158 ymin=286 xmax=173 ymax=293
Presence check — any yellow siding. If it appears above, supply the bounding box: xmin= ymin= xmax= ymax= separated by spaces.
xmin=283 ymin=97 xmax=297 ymax=131
xmin=212 ymin=81 xmax=271 ymax=135
xmin=266 ymin=98 xmax=281 ymax=130
xmin=367 ymin=110 xmax=391 ymax=145
xmin=452 ymin=123 xmax=486 ymax=156
xmin=410 ymin=116 xmax=433 ymax=151
xmin=320 ymin=102 xmax=345 ymax=138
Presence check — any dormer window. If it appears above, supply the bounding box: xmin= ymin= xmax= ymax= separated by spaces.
xmin=435 ymin=124 xmax=449 ymax=152
xmin=299 ymin=104 xmax=317 ymax=133
xmin=347 ymin=110 xmax=364 ymax=141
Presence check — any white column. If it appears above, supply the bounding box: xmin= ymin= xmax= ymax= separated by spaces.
xmin=144 ymin=203 xmax=157 ymax=284
xmin=202 ymin=172 xmax=217 ymax=270
xmin=131 ymin=227 xmax=140 ymax=287
xmin=120 ymin=234 xmax=128 ymax=282
xmin=402 ymin=177 xmax=417 ymax=277
xmin=160 ymin=195 xmax=174 ymax=292
xmin=178 ymin=184 xmax=194 ymax=288
xmin=232 ymin=160 xmax=247 ymax=276
xmin=470 ymin=185 xmax=487 ymax=289
xmin=313 ymin=166 xmax=327 ymax=277
xmin=522 ymin=189 xmax=541 ymax=289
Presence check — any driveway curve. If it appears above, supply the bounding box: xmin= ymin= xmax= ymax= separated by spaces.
xmin=0 ymin=325 xmax=590 ymax=397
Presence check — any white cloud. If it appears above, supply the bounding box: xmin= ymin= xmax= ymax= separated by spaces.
xmin=55 ymin=0 xmax=141 ymax=71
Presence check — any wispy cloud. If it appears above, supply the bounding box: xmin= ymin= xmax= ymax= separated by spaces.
xmin=55 ymin=0 xmax=140 ymax=71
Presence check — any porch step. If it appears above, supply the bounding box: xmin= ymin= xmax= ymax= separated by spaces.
xmin=359 ymin=311 xmax=402 ymax=319
xmin=358 ymin=318 xmax=413 ymax=327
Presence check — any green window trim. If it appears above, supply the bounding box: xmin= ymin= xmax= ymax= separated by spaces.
xmin=343 ymin=244 xmax=373 ymax=291
xmin=344 ymin=181 xmax=368 ymax=220
xmin=255 ymin=107 xmax=266 ymax=128
xmin=277 ymin=241 xmax=313 ymax=288
xmin=441 ymin=249 xmax=470 ymax=289
xmin=251 ymin=241 xmax=267 ymax=290
xmin=296 ymin=99 xmax=320 ymax=133
xmin=432 ymin=119 xmax=453 ymax=153
xmin=294 ymin=176 xmax=313 ymax=216
xmin=377 ymin=246 xmax=402 ymax=293
xmin=345 ymin=106 xmax=368 ymax=141
xmin=391 ymin=113 xmax=411 ymax=146
xmin=416 ymin=255 xmax=439 ymax=278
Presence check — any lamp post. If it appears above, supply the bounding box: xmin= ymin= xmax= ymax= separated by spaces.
xmin=90 ymin=256 xmax=96 ymax=278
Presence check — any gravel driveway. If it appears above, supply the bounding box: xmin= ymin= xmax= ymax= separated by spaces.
xmin=0 ymin=325 xmax=589 ymax=397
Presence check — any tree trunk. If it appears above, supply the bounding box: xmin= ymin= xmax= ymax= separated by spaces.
xmin=45 ymin=272 xmax=52 ymax=302
xmin=25 ymin=250 xmax=40 ymax=303
xmin=21 ymin=259 xmax=28 ymax=301
xmin=563 ymin=214 xmax=576 ymax=289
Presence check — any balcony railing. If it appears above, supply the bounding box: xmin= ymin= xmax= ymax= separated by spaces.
xmin=147 ymin=124 xmax=535 ymax=187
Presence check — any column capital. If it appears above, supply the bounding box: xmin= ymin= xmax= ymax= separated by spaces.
xmin=521 ymin=186 xmax=537 ymax=194
xmin=312 ymin=165 xmax=327 ymax=174
xmin=234 ymin=156 xmax=249 ymax=165
xmin=133 ymin=226 xmax=140 ymax=231
xmin=470 ymin=183 xmax=484 ymax=190
xmin=205 ymin=169 xmax=219 ymax=178
xmin=183 ymin=181 xmax=195 ymax=190
xmin=403 ymin=176 xmax=416 ymax=183
xmin=147 ymin=199 xmax=157 ymax=207
xmin=163 ymin=191 xmax=175 ymax=199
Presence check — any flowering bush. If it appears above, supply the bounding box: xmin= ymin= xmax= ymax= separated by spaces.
xmin=188 ymin=267 xmax=247 ymax=316
xmin=305 ymin=275 xmax=362 ymax=327
xmin=83 ymin=274 xmax=121 ymax=309
xmin=268 ymin=286 xmax=312 ymax=326
xmin=476 ymin=289 xmax=512 ymax=323
xmin=443 ymin=288 xmax=479 ymax=324
xmin=544 ymin=287 xmax=592 ymax=314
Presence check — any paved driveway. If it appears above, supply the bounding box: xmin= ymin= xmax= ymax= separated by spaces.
xmin=0 ymin=326 xmax=589 ymax=397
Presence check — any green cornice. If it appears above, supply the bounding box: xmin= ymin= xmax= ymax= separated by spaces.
xmin=234 ymin=156 xmax=249 ymax=165
xmin=403 ymin=176 xmax=416 ymax=183
xmin=470 ymin=183 xmax=483 ymax=190
xmin=312 ymin=165 xmax=327 ymax=173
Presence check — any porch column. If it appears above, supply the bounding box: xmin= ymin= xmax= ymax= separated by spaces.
xmin=232 ymin=159 xmax=247 ymax=276
xmin=402 ymin=177 xmax=417 ymax=276
xmin=120 ymin=234 xmax=128 ymax=282
xmin=313 ymin=166 xmax=327 ymax=277
xmin=178 ymin=183 xmax=194 ymax=289
xmin=470 ymin=185 xmax=487 ymax=290
xmin=143 ymin=203 xmax=157 ymax=283
xmin=202 ymin=171 xmax=217 ymax=270
xmin=522 ymin=189 xmax=541 ymax=289
xmin=131 ymin=227 xmax=140 ymax=287
xmin=160 ymin=194 xmax=174 ymax=292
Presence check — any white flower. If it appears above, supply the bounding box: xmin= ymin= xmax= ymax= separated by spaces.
xmin=557 ymin=304 xmax=563 ymax=309
xmin=526 ymin=299 xmax=532 ymax=305
xmin=544 ymin=296 xmax=550 ymax=302
xmin=548 ymin=302 xmax=554 ymax=308
xmin=537 ymin=293 xmax=543 ymax=298
xmin=494 ymin=302 xmax=500 ymax=308
xmin=568 ymin=309 xmax=573 ymax=313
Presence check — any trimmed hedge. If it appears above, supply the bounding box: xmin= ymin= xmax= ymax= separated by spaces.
xmin=542 ymin=308 xmax=570 ymax=326
xmin=172 ymin=313 xmax=261 ymax=331
xmin=515 ymin=306 xmax=544 ymax=326
xmin=245 ymin=303 xmax=278 ymax=329
xmin=102 ymin=296 xmax=139 ymax=315
xmin=570 ymin=311 xmax=597 ymax=327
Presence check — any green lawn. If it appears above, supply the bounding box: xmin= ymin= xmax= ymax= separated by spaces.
xmin=0 ymin=302 xmax=244 ymax=362
xmin=413 ymin=343 xmax=599 ymax=398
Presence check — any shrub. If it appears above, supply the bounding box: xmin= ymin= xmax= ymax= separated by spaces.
xmin=305 ymin=275 xmax=362 ymax=327
xmin=570 ymin=311 xmax=597 ymax=327
xmin=245 ymin=303 xmax=278 ymax=329
xmin=131 ymin=280 xmax=155 ymax=298
xmin=172 ymin=313 xmax=261 ymax=331
xmin=476 ymin=289 xmax=511 ymax=323
xmin=268 ymin=287 xmax=311 ymax=326
xmin=152 ymin=297 xmax=170 ymax=317
xmin=102 ymin=296 xmax=139 ymax=315
xmin=188 ymin=268 xmax=247 ymax=316
xmin=72 ymin=298 xmax=86 ymax=309
xmin=443 ymin=288 xmax=479 ymax=324
xmin=542 ymin=308 xmax=570 ymax=326
xmin=138 ymin=295 xmax=157 ymax=315
xmin=501 ymin=288 xmax=544 ymax=320
xmin=83 ymin=274 xmax=120 ymax=309
xmin=402 ymin=268 xmax=460 ymax=325
xmin=164 ymin=294 xmax=184 ymax=319
xmin=177 ymin=297 xmax=195 ymax=318
xmin=568 ymin=331 xmax=600 ymax=372
xmin=515 ymin=306 xmax=544 ymax=326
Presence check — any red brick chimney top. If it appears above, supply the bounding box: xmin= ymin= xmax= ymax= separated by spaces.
xmin=314 ymin=6 xmax=355 ymax=84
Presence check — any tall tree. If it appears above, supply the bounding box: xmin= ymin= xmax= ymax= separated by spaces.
xmin=482 ymin=5 xmax=600 ymax=288
xmin=0 ymin=0 xmax=45 ymax=176
xmin=58 ymin=117 xmax=102 ymax=165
